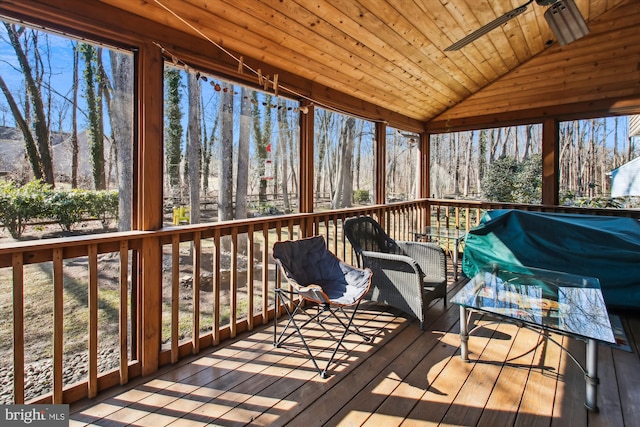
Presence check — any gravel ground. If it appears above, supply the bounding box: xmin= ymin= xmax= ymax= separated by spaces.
xmin=0 ymin=348 xmax=120 ymax=404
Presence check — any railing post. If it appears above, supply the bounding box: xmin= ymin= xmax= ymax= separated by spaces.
xmin=140 ymin=236 xmax=162 ymax=375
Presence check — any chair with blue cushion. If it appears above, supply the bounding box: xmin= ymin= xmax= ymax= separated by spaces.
xmin=272 ymin=235 xmax=372 ymax=378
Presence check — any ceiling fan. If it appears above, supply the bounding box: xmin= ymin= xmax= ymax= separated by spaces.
xmin=445 ymin=0 xmax=589 ymax=51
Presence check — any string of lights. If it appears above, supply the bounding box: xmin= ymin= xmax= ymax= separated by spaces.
xmin=152 ymin=0 xmax=386 ymax=123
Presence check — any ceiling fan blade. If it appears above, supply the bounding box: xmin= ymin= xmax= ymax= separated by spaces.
xmin=445 ymin=1 xmax=534 ymax=51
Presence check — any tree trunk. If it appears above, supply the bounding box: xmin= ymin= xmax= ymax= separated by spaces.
xmin=315 ymin=111 xmax=331 ymax=197
xmin=81 ymin=44 xmax=106 ymax=190
xmin=453 ymin=133 xmax=460 ymax=195
xmin=4 ymin=23 xmax=54 ymax=185
xmin=165 ymin=68 xmax=183 ymax=197
xmin=236 ymin=87 xmax=251 ymax=220
xmin=277 ymin=101 xmax=290 ymax=212
xmin=252 ymin=93 xmax=272 ymax=204
xmin=187 ymin=73 xmax=201 ymax=224
xmin=0 ymin=75 xmax=43 ymax=181
xmin=218 ymin=82 xmax=234 ymax=222
xmin=107 ymin=51 xmax=133 ymax=230
xmin=331 ymin=117 xmax=355 ymax=208
xmin=463 ymin=131 xmax=474 ymax=196
xmin=478 ymin=129 xmax=487 ymax=196
xmin=71 ymin=44 xmax=80 ymax=189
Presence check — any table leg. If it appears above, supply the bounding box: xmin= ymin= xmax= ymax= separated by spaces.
xmin=585 ymin=338 xmax=599 ymax=412
xmin=453 ymin=238 xmax=460 ymax=280
xmin=459 ymin=305 xmax=469 ymax=361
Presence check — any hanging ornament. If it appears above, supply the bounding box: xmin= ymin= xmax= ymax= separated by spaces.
xmin=262 ymin=159 xmax=273 ymax=181
xmin=261 ymin=143 xmax=273 ymax=180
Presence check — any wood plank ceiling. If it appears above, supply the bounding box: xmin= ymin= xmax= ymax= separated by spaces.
xmin=97 ymin=0 xmax=629 ymax=124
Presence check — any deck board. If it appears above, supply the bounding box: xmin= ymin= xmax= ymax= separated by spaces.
xmin=70 ymin=278 xmax=640 ymax=427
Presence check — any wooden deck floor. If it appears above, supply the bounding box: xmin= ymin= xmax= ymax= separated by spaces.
xmin=70 ymin=278 xmax=640 ymax=427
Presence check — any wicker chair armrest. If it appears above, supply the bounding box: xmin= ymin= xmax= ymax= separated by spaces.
xmin=360 ymin=250 xmax=422 ymax=276
xmin=396 ymin=241 xmax=447 ymax=281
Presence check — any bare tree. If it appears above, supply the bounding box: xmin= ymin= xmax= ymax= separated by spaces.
xmin=2 ymin=23 xmax=54 ymax=184
xmin=315 ymin=110 xmax=333 ymax=198
xmin=218 ymin=82 xmax=234 ymax=221
xmin=236 ymin=86 xmax=251 ymax=220
xmin=463 ymin=131 xmax=474 ymax=197
xmin=106 ymin=51 xmax=133 ymax=230
xmin=187 ymin=73 xmax=201 ymax=224
xmin=71 ymin=43 xmax=80 ymax=188
xmin=252 ymin=92 xmax=272 ymax=204
xmin=164 ymin=68 xmax=183 ymax=196
xmin=277 ymin=100 xmax=290 ymax=212
xmin=331 ymin=116 xmax=355 ymax=208
xmin=80 ymin=43 xmax=105 ymax=190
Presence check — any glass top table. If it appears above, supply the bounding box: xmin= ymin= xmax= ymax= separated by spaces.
xmin=451 ymin=264 xmax=615 ymax=411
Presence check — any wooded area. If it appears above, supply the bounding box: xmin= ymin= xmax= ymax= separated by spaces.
xmin=2 ymin=21 xmax=639 ymax=239
xmin=431 ymin=118 xmax=638 ymax=207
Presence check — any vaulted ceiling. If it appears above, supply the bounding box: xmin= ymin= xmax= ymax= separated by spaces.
xmin=93 ymin=0 xmax=637 ymax=128
xmin=4 ymin=0 xmax=638 ymax=131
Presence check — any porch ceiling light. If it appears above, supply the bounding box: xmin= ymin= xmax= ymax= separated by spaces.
xmin=544 ymin=0 xmax=590 ymax=46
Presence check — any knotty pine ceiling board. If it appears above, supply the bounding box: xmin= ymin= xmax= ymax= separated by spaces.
xmin=96 ymin=0 xmax=628 ymax=123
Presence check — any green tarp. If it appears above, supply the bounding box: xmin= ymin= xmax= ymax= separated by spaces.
xmin=461 ymin=209 xmax=640 ymax=309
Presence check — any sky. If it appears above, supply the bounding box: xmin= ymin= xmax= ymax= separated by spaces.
xmin=0 ymin=25 xmax=91 ymax=130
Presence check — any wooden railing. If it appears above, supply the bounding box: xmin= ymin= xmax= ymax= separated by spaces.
xmin=0 ymin=199 xmax=637 ymax=405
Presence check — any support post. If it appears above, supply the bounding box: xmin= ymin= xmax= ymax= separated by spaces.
xmin=542 ymin=118 xmax=559 ymax=206
xmin=137 ymin=42 xmax=164 ymax=376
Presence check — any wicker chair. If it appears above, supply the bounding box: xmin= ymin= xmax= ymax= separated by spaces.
xmin=343 ymin=216 xmax=447 ymax=330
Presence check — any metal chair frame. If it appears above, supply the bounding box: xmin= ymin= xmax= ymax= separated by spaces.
xmin=272 ymin=236 xmax=372 ymax=378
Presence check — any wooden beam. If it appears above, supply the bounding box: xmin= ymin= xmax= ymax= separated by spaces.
xmin=419 ymin=133 xmax=430 ymax=199
xmin=299 ymin=102 xmax=314 ymax=213
xmin=137 ymin=41 xmax=164 ymax=376
xmin=426 ymin=95 xmax=640 ymax=133
xmin=375 ymin=122 xmax=386 ymax=204
xmin=419 ymin=132 xmax=431 ymax=228
xmin=542 ymin=118 xmax=559 ymax=206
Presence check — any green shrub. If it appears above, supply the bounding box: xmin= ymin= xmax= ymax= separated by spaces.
xmin=45 ymin=189 xmax=118 ymax=231
xmin=0 ymin=180 xmax=51 ymax=238
xmin=353 ymin=189 xmax=370 ymax=204
xmin=46 ymin=190 xmax=90 ymax=232
xmin=481 ymin=154 xmax=542 ymax=204
xmin=0 ymin=180 xmax=120 ymax=236
xmin=88 ymin=190 xmax=119 ymax=228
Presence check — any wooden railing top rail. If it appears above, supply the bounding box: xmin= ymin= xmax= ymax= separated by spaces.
xmin=0 ymin=203 xmax=407 ymax=267
xmin=1 ymin=199 xmax=637 ymax=268
xmin=425 ymin=198 xmax=640 ymax=218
